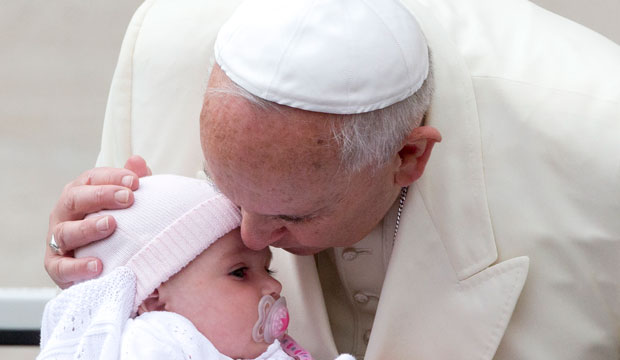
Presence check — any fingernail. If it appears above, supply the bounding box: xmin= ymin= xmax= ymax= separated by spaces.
xmin=121 ymin=175 xmax=133 ymax=188
xmin=114 ymin=189 xmax=130 ymax=204
xmin=87 ymin=260 xmax=98 ymax=273
xmin=96 ymin=216 xmax=109 ymax=232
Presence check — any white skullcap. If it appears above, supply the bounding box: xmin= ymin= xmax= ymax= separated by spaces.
xmin=214 ymin=0 xmax=429 ymax=114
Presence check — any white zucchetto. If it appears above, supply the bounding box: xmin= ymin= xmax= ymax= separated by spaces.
xmin=214 ymin=0 xmax=429 ymax=114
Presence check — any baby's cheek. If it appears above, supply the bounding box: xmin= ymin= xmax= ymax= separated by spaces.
xmin=219 ymin=305 xmax=254 ymax=336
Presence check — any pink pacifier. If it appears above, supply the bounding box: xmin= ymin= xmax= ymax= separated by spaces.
xmin=252 ymin=295 xmax=289 ymax=343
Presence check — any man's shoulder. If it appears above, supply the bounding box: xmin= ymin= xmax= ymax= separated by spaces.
xmin=419 ymin=0 xmax=620 ymax=100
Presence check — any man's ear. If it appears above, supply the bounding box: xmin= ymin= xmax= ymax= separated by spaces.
xmin=394 ymin=126 xmax=442 ymax=187
xmin=138 ymin=289 xmax=165 ymax=315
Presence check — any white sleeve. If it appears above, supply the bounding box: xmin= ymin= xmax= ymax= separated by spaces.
xmin=121 ymin=317 xmax=185 ymax=360
xmin=38 ymin=267 xmax=135 ymax=360
xmin=121 ymin=311 xmax=232 ymax=360
xmin=335 ymin=355 xmax=356 ymax=360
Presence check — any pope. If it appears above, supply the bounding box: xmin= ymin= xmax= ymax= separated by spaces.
xmin=44 ymin=0 xmax=620 ymax=359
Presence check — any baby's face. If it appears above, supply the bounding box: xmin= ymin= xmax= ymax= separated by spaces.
xmin=158 ymin=228 xmax=282 ymax=358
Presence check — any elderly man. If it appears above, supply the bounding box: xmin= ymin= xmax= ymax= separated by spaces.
xmin=45 ymin=0 xmax=620 ymax=359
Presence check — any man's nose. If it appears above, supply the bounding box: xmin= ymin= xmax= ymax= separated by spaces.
xmin=240 ymin=209 xmax=287 ymax=250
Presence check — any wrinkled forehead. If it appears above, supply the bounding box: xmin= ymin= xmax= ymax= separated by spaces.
xmin=200 ymin=66 xmax=350 ymax=207
xmin=202 ymin=77 xmax=342 ymax=174
xmin=203 ymin=116 xmax=345 ymax=214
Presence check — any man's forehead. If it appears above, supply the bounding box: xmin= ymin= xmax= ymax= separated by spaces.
xmin=204 ymin=150 xmax=344 ymax=220
xmin=201 ymin=68 xmax=349 ymax=214
xmin=203 ymin=99 xmax=339 ymax=170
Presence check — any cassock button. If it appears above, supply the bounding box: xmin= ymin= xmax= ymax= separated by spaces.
xmin=341 ymin=248 xmax=359 ymax=261
xmin=195 ymin=170 xmax=208 ymax=180
xmin=363 ymin=329 xmax=371 ymax=344
xmin=353 ymin=292 xmax=369 ymax=304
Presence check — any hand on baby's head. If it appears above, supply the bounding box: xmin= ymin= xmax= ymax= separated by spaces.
xmin=74 ymin=175 xmax=288 ymax=359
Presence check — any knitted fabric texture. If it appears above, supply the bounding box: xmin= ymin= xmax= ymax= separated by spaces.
xmin=75 ymin=174 xmax=241 ymax=312
xmin=39 ymin=266 xmax=136 ymax=359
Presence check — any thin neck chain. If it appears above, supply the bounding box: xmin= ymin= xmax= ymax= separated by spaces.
xmin=393 ymin=186 xmax=409 ymax=246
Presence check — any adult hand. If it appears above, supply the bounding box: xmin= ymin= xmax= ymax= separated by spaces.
xmin=44 ymin=155 xmax=151 ymax=288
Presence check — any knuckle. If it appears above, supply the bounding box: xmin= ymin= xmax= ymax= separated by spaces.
xmin=104 ymin=171 xmax=116 ymax=186
xmin=61 ymin=182 xmax=72 ymax=196
xmin=54 ymin=224 xmax=67 ymax=250
xmin=71 ymin=261 xmax=82 ymax=279
xmin=53 ymin=260 xmax=67 ymax=283
xmin=62 ymin=187 xmax=77 ymax=213
xmin=45 ymin=257 xmax=74 ymax=289
xmin=93 ymin=186 xmax=107 ymax=206
xmin=43 ymin=256 xmax=52 ymax=274
xmin=81 ymin=169 xmax=96 ymax=185
xmin=78 ymin=220 xmax=93 ymax=239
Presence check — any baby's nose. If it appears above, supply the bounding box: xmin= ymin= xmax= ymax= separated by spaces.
xmin=263 ymin=275 xmax=283 ymax=297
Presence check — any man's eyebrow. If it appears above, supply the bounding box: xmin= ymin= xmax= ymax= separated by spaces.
xmin=268 ymin=195 xmax=341 ymax=222
xmin=270 ymin=207 xmax=326 ymax=222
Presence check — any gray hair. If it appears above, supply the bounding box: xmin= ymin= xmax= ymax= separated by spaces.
xmin=332 ymin=67 xmax=433 ymax=173
xmin=206 ymin=63 xmax=433 ymax=174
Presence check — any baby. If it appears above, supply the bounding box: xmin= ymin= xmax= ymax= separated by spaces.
xmin=39 ymin=175 xmax=351 ymax=359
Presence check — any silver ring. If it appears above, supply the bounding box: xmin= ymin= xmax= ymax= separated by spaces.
xmin=49 ymin=234 xmax=62 ymax=254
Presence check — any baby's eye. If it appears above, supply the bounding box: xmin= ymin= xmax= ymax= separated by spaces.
xmin=229 ymin=267 xmax=248 ymax=279
xmin=265 ymin=267 xmax=276 ymax=275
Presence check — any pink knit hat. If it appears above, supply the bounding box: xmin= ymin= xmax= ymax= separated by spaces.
xmin=75 ymin=174 xmax=241 ymax=311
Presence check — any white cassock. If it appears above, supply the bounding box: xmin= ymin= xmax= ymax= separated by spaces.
xmin=95 ymin=0 xmax=620 ymax=359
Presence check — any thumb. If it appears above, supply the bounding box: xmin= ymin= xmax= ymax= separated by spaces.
xmin=124 ymin=155 xmax=152 ymax=177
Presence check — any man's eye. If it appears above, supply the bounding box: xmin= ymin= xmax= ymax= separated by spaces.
xmin=229 ymin=267 xmax=248 ymax=279
xmin=274 ymin=215 xmax=307 ymax=224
